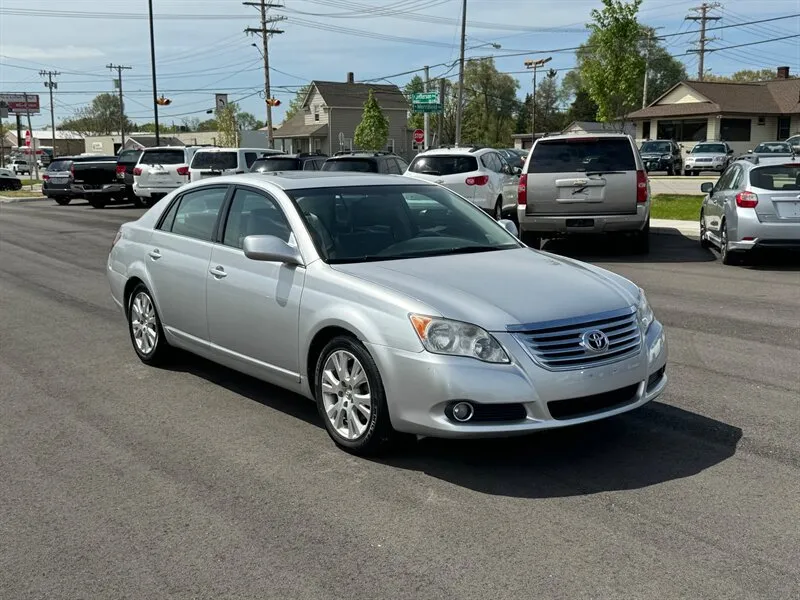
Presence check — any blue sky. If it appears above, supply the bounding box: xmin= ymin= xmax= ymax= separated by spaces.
xmin=1 ymin=0 xmax=798 ymax=130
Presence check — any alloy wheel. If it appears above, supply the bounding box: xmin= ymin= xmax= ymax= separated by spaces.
xmin=130 ymin=291 xmax=158 ymax=355
xmin=320 ymin=350 xmax=372 ymax=441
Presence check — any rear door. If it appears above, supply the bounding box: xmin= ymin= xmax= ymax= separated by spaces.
xmin=525 ymin=137 xmax=638 ymax=215
xmin=189 ymin=150 xmax=241 ymax=181
xmin=406 ymin=154 xmax=478 ymax=202
xmin=45 ymin=159 xmax=73 ymax=191
xmin=749 ymin=164 xmax=800 ymax=222
xmin=137 ymin=148 xmax=188 ymax=190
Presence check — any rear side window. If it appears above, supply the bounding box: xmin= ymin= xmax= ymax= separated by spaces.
xmin=191 ymin=151 xmax=238 ymax=170
xmin=408 ymin=155 xmax=478 ymax=176
xmin=165 ymin=187 xmax=229 ymax=241
xmin=321 ymin=158 xmax=377 ymax=172
xmin=48 ymin=160 xmax=71 ymax=171
xmin=253 ymin=157 xmax=299 ymax=172
xmin=244 ymin=152 xmax=258 ymax=169
xmin=528 ymin=138 xmax=636 ymax=173
xmin=749 ymin=166 xmax=800 ymax=191
xmin=140 ymin=149 xmax=185 ymax=165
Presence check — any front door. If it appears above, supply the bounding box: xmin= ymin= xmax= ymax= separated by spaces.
xmin=145 ymin=185 xmax=230 ymax=343
xmin=206 ymin=186 xmax=305 ymax=387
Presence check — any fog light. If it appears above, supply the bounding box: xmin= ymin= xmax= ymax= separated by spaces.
xmin=451 ymin=402 xmax=474 ymax=422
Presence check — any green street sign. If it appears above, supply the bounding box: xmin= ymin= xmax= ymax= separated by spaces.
xmin=411 ymin=91 xmax=439 ymax=104
xmin=412 ymin=103 xmax=442 ymax=113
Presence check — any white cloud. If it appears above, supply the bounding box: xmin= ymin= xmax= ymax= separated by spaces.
xmin=0 ymin=44 xmax=105 ymax=60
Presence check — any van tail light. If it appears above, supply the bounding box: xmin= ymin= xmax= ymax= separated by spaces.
xmin=466 ymin=174 xmax=489 ymax=186
xmin=133 ymin=167 xmax=143 ymax=176
xmin=636 ymin=170 xmax=648 ymax=203
xmin=110 ymin=229 xmax=123 ymax=253
xmin=518 ymin=174 xmax=528 ymax=205
xmin=70 ymin=164 xmax=75 ymax=179
xmin=176 ymin=166 xmax=190 ymax=176
xmin=735 ymin=191 xmax=758 ymax=208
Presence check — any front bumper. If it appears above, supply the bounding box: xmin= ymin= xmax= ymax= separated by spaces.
xmin=517 ymin=205 xmax=649 ymax=235
xmin=133 ymin=183 xmax=179 ymax=198
xmin=685 ymin=162 xmax=725 ymax=172
xmin=643 ymin=158 xmax=671 ymax=171
xmin=71 ymin=183 xmax=125 ymax=195
xmin=368 ymin=319 xmax=668 ymax=438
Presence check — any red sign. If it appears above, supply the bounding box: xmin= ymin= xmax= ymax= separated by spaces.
xmin=0 ymin=93 xmax=41 ymax=115
xmin=25 ymin=130 xmax=31 ymax=147
xmin=413 ymin=129 xmax=425 ymax=144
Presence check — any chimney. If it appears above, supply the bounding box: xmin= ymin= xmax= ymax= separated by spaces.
xmin=777 ymin=66 xmax=790 ymax=79
xmin=346 ymin=72 xmax=354 ymax=84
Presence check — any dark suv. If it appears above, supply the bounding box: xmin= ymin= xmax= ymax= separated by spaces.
xmin=250 ymin=152 xmax=328 ymax=173
xmin=321 ymin=151 xmax=409 ymax=174
xmin=639 ymin=139 xmax=682 ymax=175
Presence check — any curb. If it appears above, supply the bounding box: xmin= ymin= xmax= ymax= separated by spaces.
xmin=652 ymin=226 xmax=700 ymax=240
xmin=0 ymin=196 xmax=48 ymax=204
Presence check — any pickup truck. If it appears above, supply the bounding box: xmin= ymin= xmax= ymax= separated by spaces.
xmin=70 ymin=155 xmax=126 ymax=208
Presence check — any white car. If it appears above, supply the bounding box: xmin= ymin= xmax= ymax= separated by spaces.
xmin=405 ymin=147 xmax=520 ymax=219
xmin=133 ymin=146 xmax=208 ymax=206
xmin=188 ymin=148 xmax=282 ymax=183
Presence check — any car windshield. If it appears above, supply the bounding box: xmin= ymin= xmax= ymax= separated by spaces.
xmin=527 ymin=138 xmax=636 ymax=173
xmin=692 ymin=144 xmax=726 ymax=154
xmin=409 ymin=155 xmax=478 ymax=176
xmin=47 ymin=160 xmax=71 ymax=171
xmin=321 ymin=158 xmax=377 ymax=172
xmin=140 ymin=149 xmax=185 ymax=165
xmin=753 ymin=143 xmax=791 ymax=154
xmin=640 ymin=142 xmax=671 ymax=153
xmin=749 ymin=165 xmax=800 ymax=191
xmin=251 ymin=157 xmax=299 ymax=172
xmin=287 ymin=184 xmax=521 ymax=263
xmin=191 ymin=151 xmax=237 ymax=170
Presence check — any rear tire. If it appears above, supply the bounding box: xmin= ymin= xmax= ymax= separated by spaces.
xmin=494 ymin=197 xmax=503 ymax=221
xmin=632 ymin=219 xmax=650 ymax=254
xmin=521 ymin=230 xmax=541 ymax=249
xmin=699 ymin=211 xmax=710 ymax=250
xmin=89 ymin=197 xmax=107 ymax=209
xmin=55 ymin=197 xmax=71 ymax=206
xmin=719 ymin=221 xmax=741 ymax=265
xmin=131 ymin=193 xmax=147 ymax=208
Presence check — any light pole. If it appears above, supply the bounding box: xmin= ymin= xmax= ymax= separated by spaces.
xmin=148 ymin=0 xmax=160 ymax=145
xmin=454 ymin=0 xmax=467 ymax=147
xmin=524 ymin=57 xmax=552 ymax=146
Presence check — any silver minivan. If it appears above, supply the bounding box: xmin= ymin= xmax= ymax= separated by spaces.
xmin=517 ymin=133 xmax=651 ymax=253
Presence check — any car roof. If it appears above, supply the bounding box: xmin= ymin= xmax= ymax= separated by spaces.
xmin=416 ymin=147 xmax=485 ymax=156
xmin=194 ymin=171 xmax=433 ymax=191
xmin=538 ymin=133 xmax=633 ymax=141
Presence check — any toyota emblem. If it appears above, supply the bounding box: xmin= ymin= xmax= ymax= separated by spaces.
xmin=581 ymin=329 xmax=610 ymax=353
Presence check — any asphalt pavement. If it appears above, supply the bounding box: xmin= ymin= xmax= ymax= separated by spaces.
xmin=1 ymin=199 xmax=799 ymax=599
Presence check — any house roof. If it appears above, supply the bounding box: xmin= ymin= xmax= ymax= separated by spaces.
xmin=628 ymin=78 xmax=800 ymax=119
xmin=307 ymin=81 xmax=409 ymax=110
xmin=7 ymin=129 xmax=84 ymax=141
xmin=128 ymin=135 xmax=184 ymax=148
xmin=272 ymin=113 xmax=328 ymax=139
xmin=562 ymin=120 xmax=636 ymax=134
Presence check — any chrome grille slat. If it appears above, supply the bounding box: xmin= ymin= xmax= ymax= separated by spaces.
xmin=511 ymin=307 xmax=642 ymax=371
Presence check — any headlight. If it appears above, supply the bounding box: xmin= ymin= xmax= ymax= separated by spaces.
xmin=409 ymin=314 xmax=510 ymax=363
xmin=661 ymin=154 xmax=671 ymax=160
xmin=636 ymin=289 xmax=654 ymax=333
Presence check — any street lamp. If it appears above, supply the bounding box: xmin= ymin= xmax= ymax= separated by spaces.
xmin=524 ymin=56 xmax=552 ymax=146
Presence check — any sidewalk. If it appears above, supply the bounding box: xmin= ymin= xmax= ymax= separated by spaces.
xmin=652 ymin=218 xmax=700 ymax=239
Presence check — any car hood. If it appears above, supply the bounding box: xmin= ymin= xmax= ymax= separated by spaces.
xmin=641 ymin=153 xmax=670 ymax=159
xmin=331 ymin=248 xmax=639 ymax=331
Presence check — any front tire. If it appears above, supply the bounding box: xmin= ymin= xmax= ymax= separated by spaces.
xmin=521 ymin=229 xmax=541 ymax=249
xmin=127 ymin=285 xmax=171 ymax=365
xmin=55 ymin=197 xmax=71 ymax=206
xmin=89 ymin=197 xmax=107 ymax=209
xmin=314 ymin=336 xmax=399 ymax=455
xmin=493 ymin=197 xmax=503 ymax=221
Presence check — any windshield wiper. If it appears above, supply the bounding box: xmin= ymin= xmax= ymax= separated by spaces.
xmin=393 ymin=245 xmax=515 ymax=259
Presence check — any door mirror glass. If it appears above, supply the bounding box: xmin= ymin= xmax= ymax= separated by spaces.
xmin=700 ymin=182 xmax=714 ymax=193
xmin=498 ymin=219 xmax=518 ymax=237
xmin=243 ymin=235 xmax=303 ymax=265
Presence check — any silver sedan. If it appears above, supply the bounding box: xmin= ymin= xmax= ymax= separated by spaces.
xmin=108 ymin=172 xmax=668 ymax=454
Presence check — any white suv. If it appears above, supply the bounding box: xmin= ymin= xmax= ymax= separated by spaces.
xmin=405 ymin=147 xmax=519 ymax=219
xmin=133 ymin=146 xmax=207 ymax=206
xmin=188 ymin=148 xmax=282 ymax=183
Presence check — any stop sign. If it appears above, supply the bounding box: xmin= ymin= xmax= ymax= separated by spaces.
xmin=413 ymin=129 xmax=424 ymax=145
xmin=25 ymin=130 xmax=31 ymax=147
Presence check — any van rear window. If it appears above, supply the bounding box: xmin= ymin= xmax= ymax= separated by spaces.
xmin=409 ymin=155 xmax=478 ymax=176
xmin=749 ymin=165 xmax=800 ymax=191
xmin=528 ymin=138 xmax=636 ymax=173
xmin=140 ymin=149 xmax=185 ymax=165
xmin=191 ymin=152 xmax=237 ymax=170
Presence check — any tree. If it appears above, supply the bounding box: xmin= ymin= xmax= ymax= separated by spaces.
xmin=216 ymin=104 xmax=238 ymax=147
xmin=641 ymin=27 xmax=687 ymax=104
xmin=282 ymin=85 xmax=310 ymax=123
xmin=566 ymin=89 xmax=599 ymax=122
xmin=60 ymin=93 xmax=133 ymax=135
xmin=354 ymin=89 xmax=389 ymax=152
xmin=403 ymin=75 xmax=425 ymax=131
xmin=535 ymin=68 xmax=567 ymax=132
xmin=237 ymin=111 xmax=264 ymax=131
xmin=461 ymin=58 xmax=519 ymax=145
xmin=703 ymin=68 xmax=784 ymax=83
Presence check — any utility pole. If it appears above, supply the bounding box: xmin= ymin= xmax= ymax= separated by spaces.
xmin=39 ymin=70 xmax=60 ymax=158
xmin=244 ymin=1 xmax=285 ymax=149
xmin=524 ymin=57 xmax=552 ymax=146
xmin=686 ymin=3 xmax=721 ymax=81
xmin=423 ymin=65 xmax=430 ymax=150
xmin=454 ymin=0 xmax=467 ymax=147
xmin=107 ymin=64 xmax=132 ymax=151
xmin=437 ymin=77 xmax=446 ymax=147
xmin=641 ymin=28 xmax=663 ymax=108
xmin=147 ymin=0 xmax=160 ymax=145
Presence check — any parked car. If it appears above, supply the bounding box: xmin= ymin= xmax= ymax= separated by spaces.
xmin=107 ymin=172 xmax=668 ymax=454
xmin=250 ymin=152 xmax=328 ymax=173
xmin=116 ymin=149 xmax=143 ymax=206
xmin=699 ymin=157 xmax=800 ymax=264
xmin=0 ymin=167 xmax=22 ymax=191
xmin=516 ymin=133 xmax=651 ymax=253
xmin=639 ymin=139 xmax=683 ymax=175
xmin=321 ymin=152 xmax=409 ymax=175
xmin=134 ymin=146 xmax=206 ymax=206
xmin=405 ymin=147 xmax=519 ymax=220
xmin=498 ymin=148 xmax=528 ymax=169
xmin=739 ymin=141 xmax=795 ymax=161
xmin=42 ymin=158 xmax=77 ymax=204
xmin=683 ymin=141 xmax=734 ymax=176
xmin=10 ymin=159 xmax=31 ymax=175
xmin=188 ymin=148 xmax=281 ymax=183
xmin=69 ymin=155 xmax=126 ymax=208
xmin=785 ymin=134 xmax=800 ymax=154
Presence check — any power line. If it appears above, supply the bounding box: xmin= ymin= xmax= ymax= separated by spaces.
xmin=686 ymin=2 xmax=722 ymax=80
xmin=39 ymin=70 xmax=61 ymax=158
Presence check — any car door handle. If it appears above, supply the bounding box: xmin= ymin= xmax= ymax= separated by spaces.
xmin=148 ymin=249 xmax=161 ymax=260
xmin=209 ymin=266 xmax=227 ymax=279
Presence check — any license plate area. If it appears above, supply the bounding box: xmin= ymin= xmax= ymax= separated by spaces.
xmin=51 ymin=177 xmax=67 ymax=184
xmin=566 ymin=218 xmax=595 ymax=228
xmin=776 ymin=201 xmax=800 ymax=219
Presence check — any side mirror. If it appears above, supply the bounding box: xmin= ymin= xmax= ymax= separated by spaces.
xmin=243 ymin=235 xmax=303 ymax=266
xmin=498 ymin=218 xmax=518 ymax=237
xmin=727 ymin=149 xmax=734 ymax=154
xmin=700 ymin=182 xmax=714 ymax=193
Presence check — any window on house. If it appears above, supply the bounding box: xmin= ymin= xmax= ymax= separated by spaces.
xmin=656 ymin=119 xmax=707 ymax=142
xmin=720 ymin=118 xmax=751 ymax=142
xmin=642 ymin=121 xmax=651 ymax=139
xmin=777 ymin=117 xmax=791 ymax=140
xmin=386 ymin=139 xmax=395 ymax=154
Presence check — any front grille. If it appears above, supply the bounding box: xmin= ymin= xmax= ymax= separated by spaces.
xmin=694 ymin=158 xmax=713 ymax=163
xmin=511 ymin=307 xmax=642 ymax=371
xmin=547 ymin=384 xmax=640 ymax=420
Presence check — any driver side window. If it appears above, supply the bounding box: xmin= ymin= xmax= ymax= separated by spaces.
xmin=222 ymin=188 xmax=292 ymax=249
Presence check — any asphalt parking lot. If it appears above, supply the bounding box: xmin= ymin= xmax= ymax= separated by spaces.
xmin=1 ymin=199 xmax=799 ymax=599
